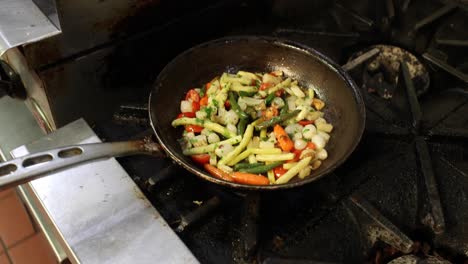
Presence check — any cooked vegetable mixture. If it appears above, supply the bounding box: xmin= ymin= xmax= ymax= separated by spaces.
xmin=171 ymin=70 xmax=333 ymax=185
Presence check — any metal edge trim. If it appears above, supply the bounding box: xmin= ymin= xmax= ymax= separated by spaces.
xmin=16 ymin=184 xmax=69 ymax=263
xmin=17 ymin=183 xmax=80 ymax=263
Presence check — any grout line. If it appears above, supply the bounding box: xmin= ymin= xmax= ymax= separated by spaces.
xmin=0 ymin=193 xmax=14 ymax=203
xmin=5 ymin=232 xmax=36 ymax=251
xmin=0 ymin=237 xmax=13 ymax=264
xmin=22 ymin=203 xmax=39 ymax=234
xmin=0 ymin=189 xmax=39 ymax=234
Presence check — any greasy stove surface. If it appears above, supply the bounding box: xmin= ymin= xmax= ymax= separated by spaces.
xmin=93 ymin=0 xmax=468 ymax=263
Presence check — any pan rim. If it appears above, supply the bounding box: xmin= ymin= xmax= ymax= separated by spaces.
xmin=149 ymin=35 xmax=366 ymax=191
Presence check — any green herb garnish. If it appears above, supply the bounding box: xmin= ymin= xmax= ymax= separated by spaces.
xmin=199 ymin=87 xmax=205 ymax=97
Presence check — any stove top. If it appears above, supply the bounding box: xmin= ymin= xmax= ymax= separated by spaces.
xmin=93 ymin=0 xmax=468 ymax=263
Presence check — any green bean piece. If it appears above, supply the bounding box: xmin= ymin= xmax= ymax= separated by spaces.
xmin=237 ymin=118 xmax=248 ymax=135
xmin=280 ymin=98 xmax=289 ymax=115
xmin=229 ymin=92 xmax=249 ymax=119
xmin=238 ymin=161 xmax=284 ymax=174
xmin=265 ymin=93 xmax=276 ymax=105
xmin=199 ymin=86 xmax=206 ymax=97
xmin=255 ymin=110 xmax=301 ymax=130
xmin=239 ymin=91 xmax=257 ymax=97
xmin=234 ymin=162 xmax=264 ymax=171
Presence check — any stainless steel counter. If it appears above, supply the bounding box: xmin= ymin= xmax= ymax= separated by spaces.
xmin=9 ymin=119 xmax=199 ymax=264
xmin=0 ymin=0 xmax=61 ymax=56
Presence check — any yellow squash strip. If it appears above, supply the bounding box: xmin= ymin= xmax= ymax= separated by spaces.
xmin=217 ymin=164 xmax=233 ymax=174
xmin=227 ymin=149 xmax=252 ymax=166
xmin=230 ymin=83 xmax=258 ymax=93
xmin=295 ymin=106 xmax=310 ymax=121
xmin=172 ymin=117 xmax=237 ymax=138
xmin=260 ymin=128 xmax=267 ymax=139
xmin=255 ymin=153 xmax=295 ymax=162
xmin=308 ymin=88 xmax=315 ymax=98
xmin=275 ymin=157 xmax=312 ymax=184
xmin=249 ymin=148 xmax=282 ymax=155
xmin=316 ymin=123 xmax=333 ymax=133
xmin=218 ymin=124 xmax=254 ymax=166
xmin=248 ymin=154 xmax=257 ymax=164
xmin=251 ymin=118 xmax=265 ymax=126
xmin=221 ymin=73 xmax=252 ymax=85
xmin=265 ymin=161 xmax=276 ymax=184
xmin=183 ymin=136 xmax=242 ymax=155
xmin=283 ymin=162 xmax=298 ymax=170
xmin=268 ymin=169 xmax=276 ymax=184
xmin=237 ymin=71 xmax=260 ymax=80
xmin=268 ymin=78 xmax=291 ymax=94
xmin=307 ymin=111 xmax=324 ymax=121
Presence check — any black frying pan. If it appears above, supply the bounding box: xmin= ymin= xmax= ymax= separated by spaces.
xmin=0 ymin=36 xmax=365 ymax=191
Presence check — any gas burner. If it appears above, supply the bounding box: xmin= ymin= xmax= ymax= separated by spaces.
xmin=388 ymin=255 xmax=451 ymax=264
xmin=369 ymin=235 xmax=460 ymax=264
xmin=347 ymin=45 xmax=430 ymax=99
xmin=112 ymin=103 xmax=149 ymax=125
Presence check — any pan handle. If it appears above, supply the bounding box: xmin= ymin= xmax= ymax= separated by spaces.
xmin=0 ymin=140 xmax=163 ymax=191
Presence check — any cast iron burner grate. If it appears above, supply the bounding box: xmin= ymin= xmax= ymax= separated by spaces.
xmin=93 ymin=0 xmax=468 ymax=263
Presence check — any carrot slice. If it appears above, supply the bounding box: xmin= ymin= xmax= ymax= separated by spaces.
xmin=231 ymin=172 xmax=270 ymax=185
xmin=259 ymin=82 xmax=272 ymax=91
xmin=204 ymin=164 xmax=234 ymax=182
xmin=306 ymin=142 xmax=316 ymax=150
xmin=273 ymin=124 xmax=294 ymax=152
xmin=200 ymin=95 xmax=209 ymax=106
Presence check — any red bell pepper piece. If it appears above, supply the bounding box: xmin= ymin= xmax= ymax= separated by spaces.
xmin=259 ymin=83 xmax=272 ymax=91
xmin=185 ymin=125 xmax=203 ymax=133
xmin=192 ymin=101 xmax=200 ymax=112
xmin=273 ymin=166 xmax=288 ymax=179
xmin=177 ymin=112 xmax=196 ymax=118
xmin=185 ymin=89 xmax=200 ymax=102
xmin=191 ymin=154 xmax=210 ymax=165
xmin=298 ymin=120 xmax=314 ymax=126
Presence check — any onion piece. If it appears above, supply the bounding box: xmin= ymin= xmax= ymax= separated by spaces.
xmin=314 ymin=117 xmax=327 ymax=126
xmin=317 ymin=148 xmax=328 ymax=160
xmin=311 ymin=160 xmax=322 ymax=170
xmin=215 ymin=143 xmax=234 ymax=158
xmin=207 ymin=133 xmax=220 ymax=144
xmin=311 ymin=134 xmax=326 ymax=149
xmin=298 ymin=165 xmax=312 ymax=179
xmin=180 ymin=100 xmax=193 ymax=113
xmin=302 ymin=124 xmax=317 ymax=139
xmin=291 ymin=86 xmax=305 ymax=98
xmin=317 ymin=131 xmax=330 ymax=142
xmin=191 ymin=135 xmax=208 ymax=147
xmin=294 ymin=138 xmax=307 ymax=150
